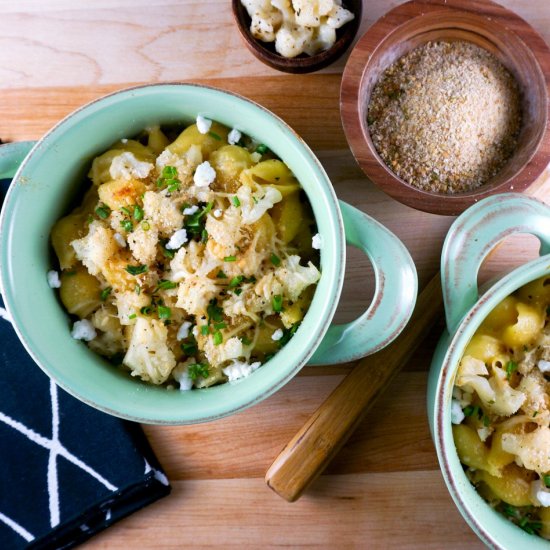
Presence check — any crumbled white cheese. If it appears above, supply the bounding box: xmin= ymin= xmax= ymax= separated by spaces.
xmin=250 ymin=152 xmax=262 ymax=163
xmin=450 ymin=399 xmax=465 ymax=425
xmin=222 ymin=359 xmax=261 ymax=382
xmin=71 ymin=319 xmax=97 ymax=342
xmin=531 ymin=479 xmax=550 ymax=507
xmin=121 ymin=138 xmax=128 ymax=144
xmin=538 ymin=360 xmax=550 ymax=373
xmin=228 ymin=128 xmax=242 ymax=145
xmin=193 ymin=161 xmax=216 ymax=187
xmin=196 ymin=115 xmax=212 ymax=134
xmin=113 ymin=232 xmax=127 ymax=248
xmin=213 ymin=208 xmax=223 ymax=219
xmin=183 ymin=205 xmax=199 ymax=216
xmin=177 ymin=321 xmax=193 ymax=341
xmin=166 ymin=228 xmax=188 ymax=250
xmin=172 ymin=358 xmax=196 ymax=391
xmin=271 ymin=328 xmax=284 ymax=341
xmin=312 ymin=233 xmax=322 ymax=250
xmin=109 ymin=151 xmax=154 ymax=181
xmin=47 ymin=270 xmax=61 ymax=289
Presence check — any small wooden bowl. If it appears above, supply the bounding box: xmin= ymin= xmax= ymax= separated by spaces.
xmin=340 ymin=0 xmax=550 ymax=216
xmin=232 ymin=0 xmax=362 ymax=74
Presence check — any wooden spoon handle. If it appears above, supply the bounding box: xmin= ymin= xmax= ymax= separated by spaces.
xmin=265 ymin=274 xmax=443 ymax=502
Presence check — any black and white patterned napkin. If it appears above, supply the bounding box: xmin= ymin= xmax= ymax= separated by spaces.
xmin=0 ymin=178 xmax=171 ymax=549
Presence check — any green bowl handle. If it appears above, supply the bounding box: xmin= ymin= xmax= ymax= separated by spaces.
xmin=308 ymin=200 xmax=417 ymax=365
xmin=0 ymin=141 xmax=36 ymax=179
xmin=442 ymin=193 xmax=550 ymax=334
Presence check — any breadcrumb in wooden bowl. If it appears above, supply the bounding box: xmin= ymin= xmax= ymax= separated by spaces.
xmin=340 ymin=0 xmax=550 ymax=216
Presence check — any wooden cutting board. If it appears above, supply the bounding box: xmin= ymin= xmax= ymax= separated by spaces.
xmin=2 ymin=1 xmax=550 ymax=547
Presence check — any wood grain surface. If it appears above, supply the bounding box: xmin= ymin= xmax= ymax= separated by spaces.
xmin=2 ymin=1 xmax=550 ymax=548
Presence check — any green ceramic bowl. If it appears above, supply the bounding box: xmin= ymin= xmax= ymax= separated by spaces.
xmin=0 ymin=84 xmax=417 ymax=425
xmin=428 ymin=193 xmax=550 ymax=548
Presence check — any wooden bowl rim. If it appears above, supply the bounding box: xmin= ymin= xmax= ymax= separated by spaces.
xmin=231 ymin=0 xmax=362 ymax=74
xmin=340 ymin=0 xmax=550 ymax=216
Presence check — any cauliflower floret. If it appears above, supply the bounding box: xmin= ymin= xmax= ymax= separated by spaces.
xmin=123 ymin=317 xmax=176 ymax=385
xmin=109 ymin=152 xmax=154 ymax=181
xmin=115 ymin=291 xmax=151 ymax=325
xmin=455 ymin=356 xmax=496 ymax=404
xmin=223 ymin=285 xmax=270 ymax=320
xmin=502 ymin=427 xmax=550 ymax=474
xmin=142 ymin=191 xmax=184 ymax=236
xmin=170 ymin=241 xmax=221 ymax=282
xmin=275 ymin=255 xmax=321 ymax=301
xmin=223 ymin=359 xmax=262 ymax=382
xmin=71 ymin=221 xmax=119 ymax=277
xmin=205 ymin=207 xmax=242 ymax=259
xmin=175 ymin=275 xmax=219 ymax=316
xmin=275 ymin=22 xmax=313 ymax=58
xmin=487 ymin=365 xmax=526 ymax=416
xmin=203 ymin=336 xmax=243 ymax=367
xmin=250 ymin=10 xmax=282 ymax=42
xmin=127 ymin=224 xmax=159 ymax=265
xmin=518 ymin=369 xmax=549 ymax=418
xmin=303 ymin=25 xmax=336 ymax=56
xmin=326 ymin=4 xmax=354 ymax=29
xmin=292 ymin=0 xmax=333 ymax=26
xmin=255 ymin=272 xmax=283 ymax=301
xmin=237 ymin=184 xmax=282 ymax=225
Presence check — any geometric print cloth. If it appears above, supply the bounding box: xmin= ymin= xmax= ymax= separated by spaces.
xmin=0 ymin=179 xmax=171 ymax=549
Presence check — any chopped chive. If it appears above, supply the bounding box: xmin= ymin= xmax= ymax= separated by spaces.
xmin=207 ymin=299 xmax=224 ymax=322
xmin=120 ymin=219 xmax=133 ymax=232
xmin=272 ymin=294 xmax=283 ymax=312
xmin=232 ymin=196 xmax=241 ymax=207
xmin=208 ymin=131 xmax=222 ymax=141
xmin=200 ymin=325 xmax=210 ymax=336
xmin=133 ymin=205 xmax=144 ymax=221
xmin=125 ymin=264 xmax=148 ymax=276
xmin=506 ymin=360 xmax=518 ymax=379
xmin=279 ymin=323 xmax=300 ymax=347
xmin=217 ymin=270 xmax=228 ymax=279
xmin=214 ymin=322 xmax=227 ymax=330
xmin=100 ymin=287 xmax=112 ymax=301
xmin=252 ymin=196 xmax=259 ymax=204
xmin=463 ymin=405 xmax=480 ymax=418
xmin=483 ymin=415 xmax=490 ymax=427
xmin=229 ymin=275 xmax=244 ymax=288
xmin=270 ymin=253 xmax=281 ymax=266
xmin=135 ymin=284 xmax=141 ymax=295
xmin=141 ymin=220 xmax=150 ymax=231
xmin=255 ymin=143 xmax=268 ymax=154
xmin=87 ymin=215 xmax=94 ymax=225
xmin=65 ymin=271 xmax=77 ymax=277
xmin=154 ymin=280 xmax=178 ymax=292
xmin=128 ymin=313 xmax=137 ymax=320
xmin=240 ymin=336 xmax=252 ymax=345
xmin=533 ymin=411 xmax=539 ymax=418
xmin=120 ymin=206 xmax=131 ymax=216
xmin=201 ymin=228 xmax=208 ymax=243
xmin=140 ymin=306 xmax=152 ymax=315
xmin=181 ymin=341 xmax=197 ymax=355
xmin=188 ymin=363 xmax=209 ymax=381
xmin=162 ymin=166 xmax=178 ymax=178
xmin=213 ymin=331 xmax=223 ymax=345
xmin=95 ymin=205 xmax=111 ymax=219
xmin=543 ymin=475 xmax=550 ymax=488
xmin=234 ymin=288 xmax=243 ymax=296
xmin=224 ymin=255 xmax=236 ymax=262
xmin=157 ymin=305 xmax=171 ymax=320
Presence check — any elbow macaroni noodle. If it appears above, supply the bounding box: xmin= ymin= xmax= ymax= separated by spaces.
xmin=452 ymin=275 xmax=550 ymax=538
xmin=50 ymin=120 xmax=321 ymax=390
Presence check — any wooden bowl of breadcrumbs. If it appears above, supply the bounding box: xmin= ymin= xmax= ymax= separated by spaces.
xmin=340 ymin=0 xmax=550 ymax=215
